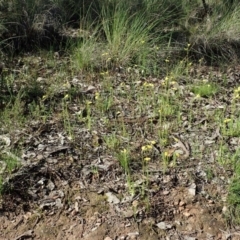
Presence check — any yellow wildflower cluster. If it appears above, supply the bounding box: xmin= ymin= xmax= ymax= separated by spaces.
xmin=143 ymin=82 xmax=154 ymax=88
xmin=141 ymin=141 xmax=156 ymax=162
xmin=161 ymin=75 xmax=178 ymax=89
xmin=102 ymin=52 xmax=109 ymax=56
xmin=163 ymin=149 xmax=180 ymax=159
xmin=100 ymin=71 xmax=109 ymax=76
xmin=161 ymin=76 xmax=169 ymax=86
xmin=141 ymin=144 xmax=153 ymax=152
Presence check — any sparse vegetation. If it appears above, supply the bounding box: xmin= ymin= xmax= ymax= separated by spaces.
xmin=1 ymin=0 xmax=240 ymax=238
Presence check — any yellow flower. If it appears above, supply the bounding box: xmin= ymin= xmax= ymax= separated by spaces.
xmin=86 ymin=100 xmax=92 ymax=105
xmin=64 ymin=94 xmax=69 ymax=100
xmin=95 ymin=92 xmax=100 ymax=100
xmin=100 ymin=71 xmax=109 ymax=76
xmin=174 ymin=152 xmax=180 ymax=158
xmin=102 ymin=52 xmax=109 ymax=56
xmin=150 ymin=140 xmax=156 ymax=145
xmin=144 ymin=157 xmax=151 ymax=162
xmin=143 ymin=82 xmax=154 ymax=88
xmin=147 ymin=145 xmax=153 ymax=150
xmin=234 ymin=87 xmax=240 ymax=93
xmin=121 ymin=149 xmax=127 ymax=154
xmin=63 ymin=82 xmax=71 ymax=89
xmin=165 ymin=59 xmax=169 ymax=63
xmin=141 ymin=145 xmax=153 ymax=152
xmin=233 ymin=93 xmax=240 ymax=99
xmin=142 ymin=146 xmax=147 ymax=151
xmin=184 ymin=43 xmax=191 ymax=51
xmin=224 ymin=118 xmax=232 ymax=123
xmin=164 ymin=151 xmax=171 ymax=157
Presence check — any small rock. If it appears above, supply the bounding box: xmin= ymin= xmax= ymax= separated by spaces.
xmin=188 ymin=183 xmax=196 ymax=196
xmin=104 ymin=237 xmax=112 ymax=240
xmin=105 ymin=192 xmax=120 ymax=204
xmin=47 ymin=180 xmax=55 ymax=191
xmin=184 ymin=237 xmax=196 ymax=240
xmin=55 ymin=198 xmax=63 ymax=208
xmin=124 ymin=209 xmax=134 ymax=218
xmin=162 ymin=190 xmax=170 ymax=195
xmin=128 ymin=232 xmax=139 ymax=239
xmin=222 ymin=206 xmax=228 ymax=214
xmin=156 ymin=222 xmax=172 ymax=230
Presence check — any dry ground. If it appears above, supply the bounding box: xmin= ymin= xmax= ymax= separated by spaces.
xmin=1 ymin=53 xmax=240 ymax=239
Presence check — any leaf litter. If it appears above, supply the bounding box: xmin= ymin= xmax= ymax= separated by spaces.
xmin=1 ymin=54 xmax=240 ymax=239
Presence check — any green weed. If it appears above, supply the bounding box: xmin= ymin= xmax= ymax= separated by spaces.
xmin=117 ymin=149 xmax=135 ymax=196
xmin=191 ymin=82 xmax=218 ymax=97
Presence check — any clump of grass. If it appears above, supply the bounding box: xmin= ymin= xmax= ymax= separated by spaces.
xmin=73 ymin=28 xmax=101 ymax=71
xmin=1 ymin=153 xmax=21 ymax=173
xmin=0 ymin=93 xmax=26 ymax=130
xmin=227 ymin=162 xmax=240 ymax=225
xmin=191 ymin=82 xmax=218 ymax=97
xmin=101 ymin=2 xmax=151 ymax=67
xmin=117 ymin=149 xmax=135 ymax=196
xmin=104 ymin=133 xmax=120 ymax=150
xmin=221 ymin=118 xmax=240 ymax=137
xmin=0 ymin=152 xmax=21 ymax=194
